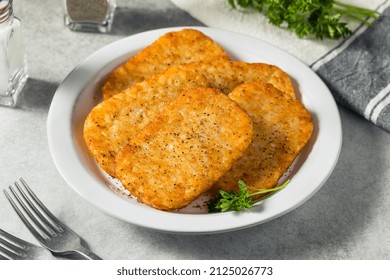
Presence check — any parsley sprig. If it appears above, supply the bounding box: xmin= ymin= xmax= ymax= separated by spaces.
xmin=207 ymin=179 xmax=290 ymax=213
xmin=228 ymin=0 xmax=380 ymax=39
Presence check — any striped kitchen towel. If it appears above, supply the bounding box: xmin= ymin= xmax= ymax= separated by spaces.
xmin=312 ymin=5 xmax=390 ymax=132
xmin=171 ymin=0 xmax=390 ymax=132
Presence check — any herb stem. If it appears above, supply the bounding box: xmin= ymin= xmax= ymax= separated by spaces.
xmin=334 ymin=1 xmax=380 ymax=18
xmin=228 ymin=0 xmax=380 ymax=39
xmin=333 ymin=8 xmax=372 ymax=25
xmin=249 ymin=179 xmax=290 ymax=197
xmin=207 ymin=179 xmax=290 ymax=213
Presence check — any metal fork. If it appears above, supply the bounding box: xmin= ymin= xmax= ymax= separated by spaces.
xmin=3 ymin=178 xmax=102 ymax=260
xmin=0 ymin=228 xmax=56 ymax=260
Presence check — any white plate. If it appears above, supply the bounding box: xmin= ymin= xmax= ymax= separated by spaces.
xmin=47 ymin=27 xmax=342 ymax=234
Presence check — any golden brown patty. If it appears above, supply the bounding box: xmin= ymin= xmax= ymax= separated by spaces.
xmin=102 ymin=29 xmax=230 ymax=99
xmin=83 ymin=61 xmax=295 ymax=176
xmin=212 ymin=82 xmax=313 ymax=199
xmin=115 ymin=88 xmax=253 ymax=210
xmin=191 ymin=61 xmax=295 ymax=98
xmin=84 ymin=66 xmax=211 ymax=176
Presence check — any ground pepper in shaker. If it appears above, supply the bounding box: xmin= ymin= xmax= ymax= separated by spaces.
xmin=64 ymin=0 xmax=116 ymax=33
xmin=0 ymin=0 xmax=28 ymax=107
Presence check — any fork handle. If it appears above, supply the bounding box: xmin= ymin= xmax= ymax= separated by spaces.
xmin=73 ymin=247 xmax=102 ymax=260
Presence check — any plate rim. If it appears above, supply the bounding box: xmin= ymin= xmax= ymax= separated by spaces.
xmin=47 ymin=26 xmax=342 ymax=234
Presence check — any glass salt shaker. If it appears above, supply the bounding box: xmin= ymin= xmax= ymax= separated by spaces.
xmin=0 ymin=0 xmax=28 ymax=107
xmin=64 ymin=0 xmax=117 ymax=33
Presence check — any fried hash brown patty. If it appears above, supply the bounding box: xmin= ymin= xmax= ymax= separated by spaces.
xmin=102 ymin=29 xmax=230 ymax=99
xmin=212 ymin=82 xmax=313 ymax=199
xmin=83 ymin=61 xmax=295 ymax=176
xmin=115 ymin=88 xmax=253 ymax=210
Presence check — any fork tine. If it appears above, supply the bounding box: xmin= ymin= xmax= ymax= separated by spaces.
xmin=11 ymin=182 xmax=58 ymax=237
xmin=0 ymin=238 xmax=22 ymax=259
xmin=7 ymin=184 xmax=54 ymax=237
xmin=0 ymin=228 xmax=26 ymax=250
xmin=19 ymin=178 xmax=64 ymax=232
xmin=0 ymin=229 xmax=26 ymax=260
xmin=15 ymin=179 xmax=61 ymax=234
xmin=4 ymin=179 xmax=102 ymax=260
xmin=3 ymin=188 xmax=49 ymax=244
xmin=0 ymin=228 xmax=57 ymax=260
xmin=0 ymin=249 xmax=14 ymax=260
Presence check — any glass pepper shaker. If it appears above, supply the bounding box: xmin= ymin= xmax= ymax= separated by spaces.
xmin=64 ymin=0 xmax=117 ymax=33
xmin=0 ymin=0 xmax=28 ymax=107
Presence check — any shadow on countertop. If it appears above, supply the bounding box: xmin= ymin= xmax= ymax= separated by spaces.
xmin=16 ymin=78 xmax=58 ymax=111
xmin=109 ymin=6 xmax=205 ymax=36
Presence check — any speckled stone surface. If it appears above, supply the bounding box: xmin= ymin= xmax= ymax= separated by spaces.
xmin=0 ymin=0 xmax=389 ymax=260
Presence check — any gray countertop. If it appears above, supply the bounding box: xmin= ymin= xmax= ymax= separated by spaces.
xmin=0 ymin=0 xmax=389 ymax=260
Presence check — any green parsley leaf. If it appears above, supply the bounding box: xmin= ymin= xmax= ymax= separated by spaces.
xmin=228 ymin=0 xmax=380 ymax=40
xmin=207 ymin=179 xmax=290 ymax=213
